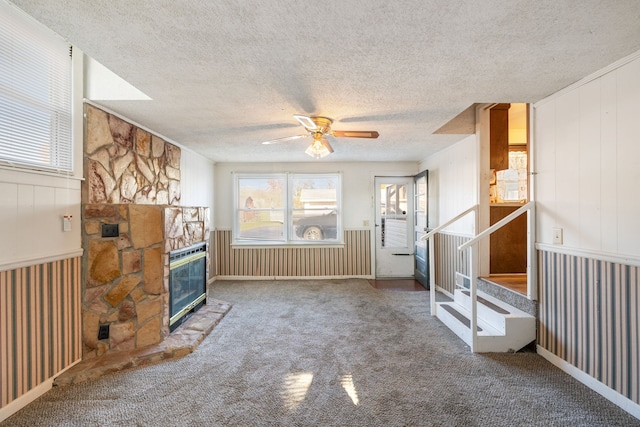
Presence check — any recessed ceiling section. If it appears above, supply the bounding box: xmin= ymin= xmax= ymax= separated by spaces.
xmin=85 ymin=56 xmax=151 ymax=101
xmin=433 ymin=104 xmax=478 ymax=135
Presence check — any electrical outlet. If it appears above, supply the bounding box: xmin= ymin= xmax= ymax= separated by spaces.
xmin=101 ymin=223 xmax=119 ymax=238
xmin=98 ymin=324 xmax=110 ymax=340
xmin=552 ymin=227 xmax=563 ymax=245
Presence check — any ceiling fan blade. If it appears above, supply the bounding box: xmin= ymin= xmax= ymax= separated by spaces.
xmin=261 ymin=134 xmax=308 ymax=145
xmin=331 ymin=130 xmax=379 ymax=138
xmin=293 ymin=115 xmax=318 ymax=131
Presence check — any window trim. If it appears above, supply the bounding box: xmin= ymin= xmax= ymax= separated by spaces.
xmin=233 ymin=172 xmax=343 ymax=246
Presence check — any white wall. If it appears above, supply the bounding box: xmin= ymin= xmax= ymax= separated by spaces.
xmin=534 ymin=53 xmax=640 ymax=259
xmin=0 ymin=49 xmax=84 ymax=270
xmin=180 ymin=149 xmax=215 ymax=225
xmin=0 ymin=171 xmax=82 ymax=269
xmin=419 ymin=134 xmax=478 ymax=236
xmin=214 ymin=162 xmax=418 ymax=229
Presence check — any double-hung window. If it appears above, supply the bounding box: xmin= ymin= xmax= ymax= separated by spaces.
xmin=234 ymin=173 xmax=342 ymax=244
xmin=0 ymin=1 xmax=72 ymax=173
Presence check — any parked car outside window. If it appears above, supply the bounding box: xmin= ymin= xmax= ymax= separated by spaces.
xmin=294 ymin=210 xmax=337 ymax=240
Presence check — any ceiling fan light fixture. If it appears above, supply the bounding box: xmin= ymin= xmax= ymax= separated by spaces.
xmin=261 ymin=114 xmax=378 ymax=157
xmin=293 ymin=115 xmax=318 ymax=130
xmin=305 ymin=135 xmax=333 ymax=159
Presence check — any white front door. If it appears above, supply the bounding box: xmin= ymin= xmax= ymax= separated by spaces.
xmin=374 ymin=176 xmax=414 ymax=277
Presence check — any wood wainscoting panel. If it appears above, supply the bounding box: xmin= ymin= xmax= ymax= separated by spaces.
xmin=0 ymin=256 xmax=82 ymax=408
xmin=434 ymin=232 xmax=470 ymax=295
xmin=215 ymin=229 xmax=371 ymax=277
xmin=539 ymin=250 xmax=639 ymax=406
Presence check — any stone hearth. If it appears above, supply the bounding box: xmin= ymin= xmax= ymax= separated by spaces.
xmin=55 ymin=296 xmax=230 ymax=386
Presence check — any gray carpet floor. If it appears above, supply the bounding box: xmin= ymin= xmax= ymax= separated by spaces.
xmin=3 ymin=279 xmax=639 ymax=426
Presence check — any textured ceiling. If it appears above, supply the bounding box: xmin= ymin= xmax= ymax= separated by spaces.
xmin=9 ymin=1 xmax=640 ymax=163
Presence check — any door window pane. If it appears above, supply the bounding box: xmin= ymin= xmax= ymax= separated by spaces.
xmin=380 ymin=183 xmax=408 ymax=248
xmin=415 ymin=176 xmax=427 ymax=230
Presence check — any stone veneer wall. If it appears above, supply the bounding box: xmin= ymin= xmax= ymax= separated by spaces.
xmin=83 ymin=204 xmax=209 ymax=358
xmin=85 ymin=104 xmax=181 ymax=205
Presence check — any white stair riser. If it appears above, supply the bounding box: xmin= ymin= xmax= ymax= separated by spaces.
xmin=436 ymin=304 xmax=473 ymax=344
xmin=453 ymin=289 xmax=533 ymax=335
xmin=454 ymin=288 xmax=532 ymax=318
xmin=454 ymin=292 xmax=508 ymax=333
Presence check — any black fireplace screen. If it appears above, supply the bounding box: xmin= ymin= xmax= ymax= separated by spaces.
xmin=169 ymin=242 xmax=206 ymax=332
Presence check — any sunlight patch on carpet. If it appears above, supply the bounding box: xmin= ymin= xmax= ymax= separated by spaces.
xmin=340 ymin=373 xmax=360 ymax=406
xmin=281 ymin=372 xmax=314 ymax=411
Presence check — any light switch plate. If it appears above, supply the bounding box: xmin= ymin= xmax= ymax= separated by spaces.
xmin=552 ymin=227 xmax=563 ymax=244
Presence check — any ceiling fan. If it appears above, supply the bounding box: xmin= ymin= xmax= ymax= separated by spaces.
xmin=261 ymin=115 xmax=379 ymax=159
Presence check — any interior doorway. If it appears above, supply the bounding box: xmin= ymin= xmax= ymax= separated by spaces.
xmin=486 ymin=103 xmax=530 ymax=294
xmin=374 ymin=176 xmax=414 ymax=278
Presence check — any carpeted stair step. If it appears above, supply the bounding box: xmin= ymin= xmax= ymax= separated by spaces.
xmin=440 ymin=303 xmax=483 ymax=331
xmin=435 ymin=289 xmax=535 ymax=353
xmin=454 ymin=289 xmax=534 ymax=337
xmin=435 ymin=301 xmax=502 ymax=345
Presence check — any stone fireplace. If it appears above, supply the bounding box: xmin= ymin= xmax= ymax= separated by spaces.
xmin=82 ymin=103 xmax=211 ymax=359
xmin=83 ymin=204 xmax=209 ymax=358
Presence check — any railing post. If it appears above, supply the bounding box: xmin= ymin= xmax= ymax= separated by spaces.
xmin=527 ymin=204 xmax=537 ymax=300
xmin=469 ymin=242 xmax=479 ymax=352
xmin=429 ymin=236 xmax=436 ymax=316
xmin=421 ymin=205 xmax=478 ymax=318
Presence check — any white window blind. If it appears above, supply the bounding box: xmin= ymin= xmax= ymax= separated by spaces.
xmin=0 ymin=1 xmax=72 ymax=173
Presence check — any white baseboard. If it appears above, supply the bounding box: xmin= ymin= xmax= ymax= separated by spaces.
xmin=0 ymin=358 xmax=81 ymax=423
xmin=214 ymin=275 xmax=374 ymax=281
xmin=0 ymin=378 xmax=53 ymax=423
xmin=537 ymin=346 xmax=640 ymax=420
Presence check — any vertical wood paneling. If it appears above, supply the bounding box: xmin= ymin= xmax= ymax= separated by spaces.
xmin=535 ymin=55 xmax=640 ymax=258
xmin=616 ymin=58 xmax=640 ymax=256
xmin=215 ymin=229 xmax=371 ymax=277
xmin=599 ymin=71 xmax=618 ymax=254
xmin=0 ymin=257 xmax=81 ymax=409
xmin=578 ymin=81 xmax=602 ymax=250
xmin=539 ymin=250 xmax=639 ymax=406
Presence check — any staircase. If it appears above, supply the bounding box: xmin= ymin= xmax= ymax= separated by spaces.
xmin=435 ymin=286 xmax=535 ymax=353
xmin=422 ymin=202 xmax=537 ymax=353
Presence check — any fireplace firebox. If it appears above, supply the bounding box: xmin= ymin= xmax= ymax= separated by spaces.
xmin=169 ymin=242 xmax=206 ymax=332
